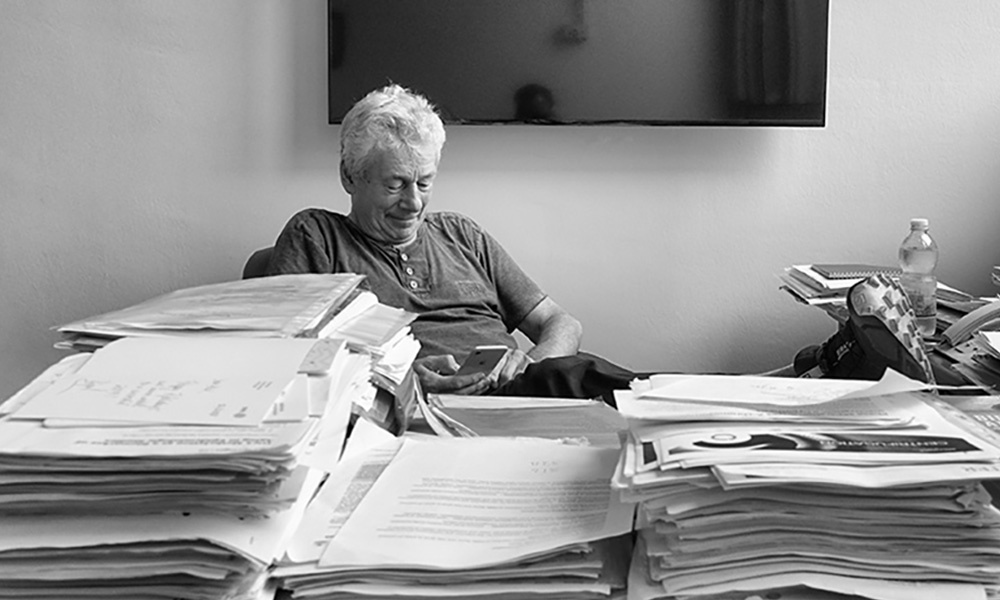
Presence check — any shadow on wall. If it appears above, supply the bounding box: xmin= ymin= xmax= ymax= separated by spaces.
xmin=289 ymin=0 xmax=340 ymax=172
xmin=231 ymin=0 xmax=340 ymax=174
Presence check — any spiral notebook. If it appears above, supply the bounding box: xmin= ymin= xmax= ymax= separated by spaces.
xmin=812 ymin=263 xmax=902 ymax=280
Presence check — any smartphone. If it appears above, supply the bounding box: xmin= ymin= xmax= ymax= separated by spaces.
xmin=456 ymin=345 xmax=509 ymax=377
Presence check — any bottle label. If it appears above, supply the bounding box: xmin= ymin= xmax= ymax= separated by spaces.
xmin=900 ymin=275 xmax=937 ymax=318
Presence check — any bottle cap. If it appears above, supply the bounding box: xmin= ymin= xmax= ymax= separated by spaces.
xmin=910 ymin=218 xmax=929 ymax=229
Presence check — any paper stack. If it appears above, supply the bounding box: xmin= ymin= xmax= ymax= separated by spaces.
xmin=273 ymin=423 xmax=636 ymax=600
xmin=54 ymin=274 xmax=419 ymax=377
xmin=948 ymin=330 xmax=1000 ymax=390
xmin=0 ymin=334 xmax=369 ymax=599
xmin=335 ymin=299 xmax=419 ymax=388
xmin=0 ymin=482 xmax=314 ymax=600
xmin=937 ymin=329 xmax=1000 ymax=392
xmin=777 ymin=264 xmax=871 ymax=306
xmin=54 ymin=272 xmax=422 ymax=433
xmin=55 ymin=273 xmax=367 ymax=351
xmin=613 ymin=371 xmax=1000 ymax=600
xmin=778 ymin=264 xmax=987 ymax=328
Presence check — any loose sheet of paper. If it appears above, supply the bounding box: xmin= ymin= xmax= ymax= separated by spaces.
xmin=319 ymin=436 xmax=634 ymax=570
xmin=618 ymin=392 xmax=920 ymax=429
xmin=713 ymin=459 xmax=1000 ymax=489
xmin=285 ymin=421 xmax=400 ymax=564
xmin=619 ymin=370 xmax=932 ymax=427
xmin=429 ymin=395 xmax=627 ymax=447
xmin=636 ymin=369 xmax=928 ymax=407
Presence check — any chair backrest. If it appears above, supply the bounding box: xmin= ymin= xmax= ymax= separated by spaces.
xmin=242 ymin=246 xmax=274 ymax=279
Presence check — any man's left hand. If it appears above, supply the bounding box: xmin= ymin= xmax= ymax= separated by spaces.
xmin=492 ymin=348 xmax=532 ymax=388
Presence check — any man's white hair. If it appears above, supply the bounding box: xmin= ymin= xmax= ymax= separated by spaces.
xmin=340 ymin=84 xmax=446 ymax=180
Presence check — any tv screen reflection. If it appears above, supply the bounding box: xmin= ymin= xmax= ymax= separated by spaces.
xmin=328 ymin=0 xmax=829 ymax=126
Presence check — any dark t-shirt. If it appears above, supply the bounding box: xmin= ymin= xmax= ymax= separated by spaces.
xmin=266 ymin=209 xmax=546 ymax=359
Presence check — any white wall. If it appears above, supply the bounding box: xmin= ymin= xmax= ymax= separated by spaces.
xmin=2 ymin=0 xmax=999 ymax=401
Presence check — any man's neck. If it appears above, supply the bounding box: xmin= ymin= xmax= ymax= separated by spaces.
xmin=346 ymin=212 xmax=421 ymax=250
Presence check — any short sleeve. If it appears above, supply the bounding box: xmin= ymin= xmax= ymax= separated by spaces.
xmin=467 ymin=218 xmax=547 ymax=331
xmin=265 ymin=209 xmax=334 ymax=275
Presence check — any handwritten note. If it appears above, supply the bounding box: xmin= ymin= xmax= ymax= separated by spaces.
xmin=13 ymin=374 xmax=288 ymax=426
xmin=11 ymin=336 xmax=319 ymax=426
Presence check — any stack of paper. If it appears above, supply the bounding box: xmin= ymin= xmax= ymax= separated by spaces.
xmin=940 ymin=394 xmax=1000 ymax=505
xmin=0 ymin=335 xmax=369 ymax=598
xmin=778 ymin=264 xmax=869 ymax=306
xmin=0 ymin=336 xmax=365 ymax=514
xmin=52 ymin=272 xmax=426 ymax=437
xmin=613 ymin=371 xmax=1000 ymax=600
xmin=273 ymin=425 xmax=636 ymax=600
xmin=778 ymin=264 xmax=986 ymax=329
xmin=55 ymin=273 xmax=367 ymax=351
xmin=0 ymin=476 xmax=316 ymax=600
xmin=55 ymin=274 xmax=422 ymax=417
xmin=947 ymin=331 xmax=1000 ymax=389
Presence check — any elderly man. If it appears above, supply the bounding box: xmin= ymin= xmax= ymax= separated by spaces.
xmin=267 ymin=84 xmax=634 ymax=401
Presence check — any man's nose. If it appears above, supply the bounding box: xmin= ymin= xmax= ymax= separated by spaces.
xmin=399 ymin=183 xmax=423 ymax=209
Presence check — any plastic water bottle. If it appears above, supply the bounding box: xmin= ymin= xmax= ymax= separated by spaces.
xmin=898 ymin=217 xmax=938 ymax=338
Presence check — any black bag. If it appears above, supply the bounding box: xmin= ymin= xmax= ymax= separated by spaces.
xmin=793 ymin=274 xmax=935 ymax=384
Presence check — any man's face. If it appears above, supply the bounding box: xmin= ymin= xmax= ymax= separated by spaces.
xmin=345 ymin=146 xmax=438 ymax=246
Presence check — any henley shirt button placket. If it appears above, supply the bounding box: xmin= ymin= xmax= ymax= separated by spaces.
xmin=398 ymin=252 xmax=417 ymax=289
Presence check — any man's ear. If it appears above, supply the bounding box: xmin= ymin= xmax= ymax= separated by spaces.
xmin=340 ymin=163 xmax=355 ymax=194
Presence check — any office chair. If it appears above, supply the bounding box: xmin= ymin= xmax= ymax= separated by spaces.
xmin=242 ymin=246 xmax=274 ymax=279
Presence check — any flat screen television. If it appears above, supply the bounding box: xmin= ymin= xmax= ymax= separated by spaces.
xmin=328 ymin=0 xmax=829 ymax=127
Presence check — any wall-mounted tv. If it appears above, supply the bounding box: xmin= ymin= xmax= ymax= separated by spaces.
xmin=328 ymin=0 xmax=829 ymax=127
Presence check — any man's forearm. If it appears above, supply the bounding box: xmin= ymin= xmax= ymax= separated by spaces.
xmin=526 ymin=313 xmax=582 ymax=361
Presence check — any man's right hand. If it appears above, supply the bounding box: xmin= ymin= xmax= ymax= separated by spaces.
xmin=412 ymin=355 xmax=495 ymax=395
